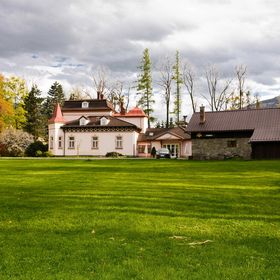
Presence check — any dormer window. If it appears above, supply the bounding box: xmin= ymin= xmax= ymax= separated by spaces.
xmin=82 ymin=101 xmax=89 ymax=108
xmin=79 ymin=117 xmax=88 ymax=126
xmin=100 ymin=116 xmax=109 ymax=126
xmin=149 ymin=132 xmax=154 ymax=136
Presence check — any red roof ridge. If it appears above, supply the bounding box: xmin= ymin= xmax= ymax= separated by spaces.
xmin=126 ymin=106 xmax=147 ymax=117
xmin=48 ymin=104 xmax=66 ymax=124
xmin=113 ymin=106 xmax=147 ymax=117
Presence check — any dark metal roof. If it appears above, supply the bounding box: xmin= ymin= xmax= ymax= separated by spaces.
xmin=62 ymin=116 xmax=140 ymax=131
xmin=250 ymin=127 xmax=280 ymax=142
xmin=138 ymin=126 xmax=191 ymax=141
xmin=62 ymin=99 xmax=114 ymax=111
xmin=187 ymin=108 xmax=280 ymax=142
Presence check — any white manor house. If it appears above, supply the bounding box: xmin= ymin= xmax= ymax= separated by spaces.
xmin=48 ymin=96 xmax=191 ymax=157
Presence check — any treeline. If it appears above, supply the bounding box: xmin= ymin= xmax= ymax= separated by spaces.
xmin=0 ymin=74 xmax=64 ymax=156
xmin=76 ymin=49 xmax=261 ymax=129
xmin=135 ymin=49 xmax=262 ymax=128
xmin=0 ymin=74 xmax=65 ymax=138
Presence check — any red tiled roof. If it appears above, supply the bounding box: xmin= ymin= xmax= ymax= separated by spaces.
xmin=138 ymin=127 xmax=191 ymax=141
xmin=114 ymin=107 xmax=147 ymax=117
xmin=187 ymin=108 xmax=280 ymax=142
xmin=48 ymin=104 xmax=65 ymax=124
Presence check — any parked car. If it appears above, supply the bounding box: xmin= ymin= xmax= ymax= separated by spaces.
xmin=156 ymin=148 xmax=171 ymax=159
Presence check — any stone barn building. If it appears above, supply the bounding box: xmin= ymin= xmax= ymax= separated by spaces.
xmin=187 ymin=107 xmax=280 ymax=160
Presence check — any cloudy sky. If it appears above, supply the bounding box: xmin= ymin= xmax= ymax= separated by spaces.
xmin=1 ymin=0 xmax=280 ymax=118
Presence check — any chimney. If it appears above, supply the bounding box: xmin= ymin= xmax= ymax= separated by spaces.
xmin=97 ymin=91 xmax=100 ymax=100
xmin=183 ymin=115 xmax=187 ymax=123
xmin=120 ymin=101 xmax=126 ymax=115
xmin=100 ymin=93 xmax=104 ymax=100
xmin=200 ymin=105 xmax=205 ymax=124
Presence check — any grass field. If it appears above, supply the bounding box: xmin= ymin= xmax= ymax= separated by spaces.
xmin=0 ymin=159 xmax=279 ymax=280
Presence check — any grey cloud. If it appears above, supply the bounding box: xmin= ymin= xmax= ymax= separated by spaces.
xmin=1 ymin=0 xmax=280 ymax=117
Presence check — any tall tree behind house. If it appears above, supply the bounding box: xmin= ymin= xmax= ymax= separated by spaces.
xmin=24 ymin=84 xmax=44 ymax=140
xmin=158 ymin=56 xmax=173 ymax=128
xmin=183 ymin=63 xmax=197 ymax=113
xmin=137 ymin=48 xmax=154 ymax=128
xmin=203 ymin=65 xmax=233 ymax=111
xmin=172 ymin=50 xmax=183 ymax=123
xmin=44 ymin=81 xmax=65 ymax=119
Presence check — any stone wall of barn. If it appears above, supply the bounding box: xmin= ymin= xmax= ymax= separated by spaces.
xmin=191 ymin=138 xmax=252 ymax=160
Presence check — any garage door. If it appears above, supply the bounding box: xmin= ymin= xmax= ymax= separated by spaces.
xmin=252 ymin=142 xmax=280 ymax=159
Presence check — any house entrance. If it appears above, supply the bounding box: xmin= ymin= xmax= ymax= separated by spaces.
xmin=163 ymin=144 xmax=179 ymax=158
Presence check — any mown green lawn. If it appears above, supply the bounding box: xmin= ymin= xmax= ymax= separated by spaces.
xmin=0 ymin=159 xmax=279 ymax=280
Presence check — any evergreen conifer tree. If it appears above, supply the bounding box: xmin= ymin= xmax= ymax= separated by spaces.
xmin=24 ymin=84 xmax=44 ymax=140
xmin=44 ymin=81 xmax=65 ymax=119
xmin=137 ymin=48 xmax=154 ymax=128
xmin=172 ymin=51 xmax=183 ymax=124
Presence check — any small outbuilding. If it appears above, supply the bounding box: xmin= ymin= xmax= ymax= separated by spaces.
xmin=187 ymin=107 xmax=280 ymax=160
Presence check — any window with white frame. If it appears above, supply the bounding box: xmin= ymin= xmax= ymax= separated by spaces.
xmin=50 ymin=136 xmax=54 ymax=149
xmin=137 ymin=145 xmax=145 ymax=153
xmin=58 ymin=136 xmax=63 ymax=149
xmin=92 ymin=136 xmax=98 ymax=149
xmin=82 ymin=101 xmax=89 ymax=108
xmin=100 ymin=117 xmax=109 ymax=126
xmin=80 ymin=117 xmax=87 ymax=126
xmin=116 ymin=136 xmax=123 ymax=149
xmin=68 ymin=136 xmax=75 ymax=149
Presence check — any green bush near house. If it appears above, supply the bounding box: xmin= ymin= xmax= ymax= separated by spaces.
xmin=25 ymin=141 xmax=48 ymax=157
xmin=105 ymin=151 xmax=123 ymax=157
xmin=0 ymin=159 xmax=279 ymax=279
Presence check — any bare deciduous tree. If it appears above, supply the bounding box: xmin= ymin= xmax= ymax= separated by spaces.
xmin=124 ymin=84 xmax=131 ymax=112
xmin=106 ymin=81 xmax=124 ymax=110
xmin=106 ymin=81 xmax=132 ymax=113
xmin=157 ymin=57 xmax=173 ymax=128
xmin=68 ymin=87 xmax=89 ymax=100
xmin=203 ymin=66 xmax=233 ymax=111
xmin=236 ymin=65 xmax=247 ymax=109
xmin=92 ymin=66 xmax=133 ymax=112
xmin=92 ymin=66 xmax=110 ymax=98
xmin=183 ymin=63 xmax=197 ymax=113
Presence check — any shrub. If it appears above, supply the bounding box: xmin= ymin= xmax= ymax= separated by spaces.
xmin=0 ymin=129 xmax=33 ymax=157
xmin=105 ymin=152 xmax=123 ymax=158
xmin=25 ymin=141 xmax=48 ymax=157
xmin=43 ymin=151 xmax=53 ymax=157
xmin=35 ymin=150 xmax=43 ymax=157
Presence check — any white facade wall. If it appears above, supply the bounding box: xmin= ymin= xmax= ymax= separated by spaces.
xmin=182 ymin=141 xmax=192 ymax=157
xmin=116 ymin=117 xmax=148 ymax=132
xmin=48 ymin=123 xmax=65 ymax=156
xmin=62 ymin=130 xmax=138 ymax=156
xmin=151 ymin=141 xmax=162 ymax=150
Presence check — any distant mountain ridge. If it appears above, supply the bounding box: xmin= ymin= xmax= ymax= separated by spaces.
xmin=259 ymin=95 xmax=280 ymax=108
